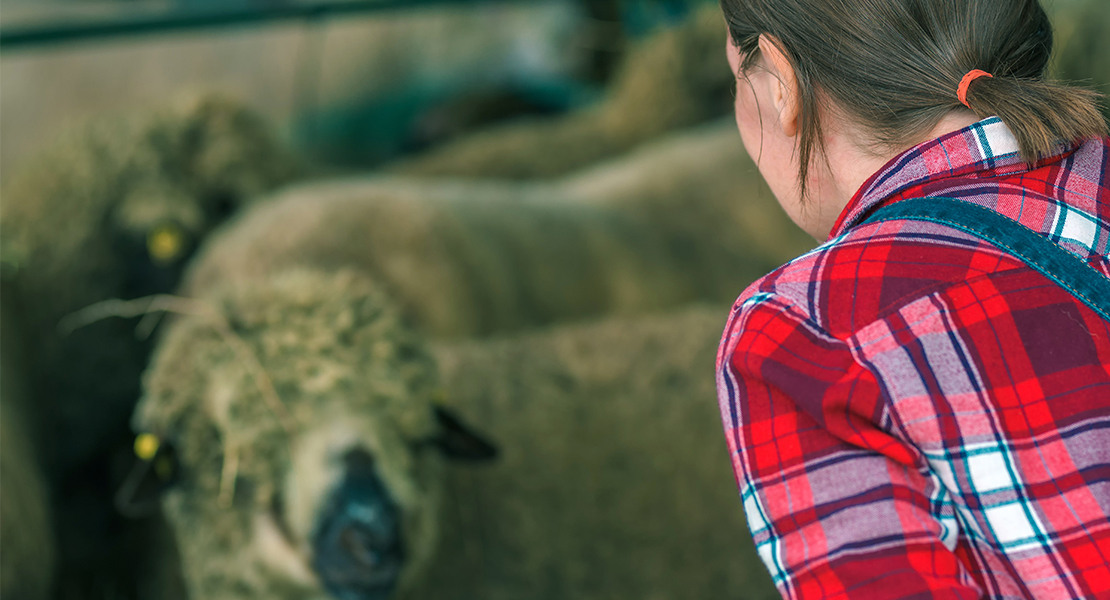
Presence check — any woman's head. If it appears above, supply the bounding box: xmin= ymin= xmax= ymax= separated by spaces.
xmin=722 ymin=0 xmax=1107 ymax=219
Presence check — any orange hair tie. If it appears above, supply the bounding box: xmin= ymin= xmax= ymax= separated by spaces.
xmin=957 ymin=69 xmax=993 ymax=108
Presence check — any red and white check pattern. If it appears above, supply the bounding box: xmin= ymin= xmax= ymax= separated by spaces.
xmin=717 ymin=117 xmax=1110 ymax=599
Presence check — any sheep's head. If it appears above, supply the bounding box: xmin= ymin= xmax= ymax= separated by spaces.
xmin=0 ymin=94 xmax=301 ymax=313
xmin=108 ymin=95 xmax=303 ymax=298
xmin=133 ymin=268 xmax=494 ymax=599
xmin=142 ymin=94 xmax=303 ymax=215
xmin=0 ymin=95 xmax=307 ymax=474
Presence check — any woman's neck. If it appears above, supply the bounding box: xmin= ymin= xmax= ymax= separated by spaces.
xmin=813 ymin=110 xmax=982 ymax=239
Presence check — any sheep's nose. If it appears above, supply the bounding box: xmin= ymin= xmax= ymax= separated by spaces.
xmin=313 ymin=450 xmax=404 ymax=600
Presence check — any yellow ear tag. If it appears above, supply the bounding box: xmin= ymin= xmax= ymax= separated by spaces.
xmin=135 ymin=433 xmax=161 ymax=461
xmin=147 ymin=223 xmax=185 ymax=266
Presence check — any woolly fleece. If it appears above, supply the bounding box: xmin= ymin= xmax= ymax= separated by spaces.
xmin=183 ymin=122 xmax=813 ymax=339
xmin=408 ymin=304 xmax=779 ymax=600
xmin=136 ymin=269 xmax=445 ymax=600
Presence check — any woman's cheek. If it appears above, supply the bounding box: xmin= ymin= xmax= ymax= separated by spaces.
xmin=733 ymin=79 xmax=763 ymax=162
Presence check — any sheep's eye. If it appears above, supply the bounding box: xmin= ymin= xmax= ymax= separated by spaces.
xmin=208 ymin=190 xmax=237 ymax=220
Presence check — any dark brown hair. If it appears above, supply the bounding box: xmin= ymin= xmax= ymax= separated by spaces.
xmin=721 ymin=0 xmax=1108 ymax=197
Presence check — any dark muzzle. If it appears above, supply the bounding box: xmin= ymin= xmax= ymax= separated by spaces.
xmin=312 ymin=448 xmax=404 ymax=600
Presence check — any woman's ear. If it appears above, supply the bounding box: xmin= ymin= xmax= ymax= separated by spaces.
xmin=757 ymin=34 xmax=800 ymax=138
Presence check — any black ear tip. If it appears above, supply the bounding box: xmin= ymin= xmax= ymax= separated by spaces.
xmin=432 ymin=406 xmax=499 ymax=462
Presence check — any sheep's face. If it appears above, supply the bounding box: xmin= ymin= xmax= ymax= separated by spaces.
xmin=134 ymin=269 xmax=494 ymax=599
xmin=1 ymin=95 xmax=298 ymax=306
xmin=109 ymin=95 xmax=302 ymax=299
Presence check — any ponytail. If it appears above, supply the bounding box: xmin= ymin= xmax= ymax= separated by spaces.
xmin=722 ymin=0 xmax=1108 ymax=198
xmin=962 ymin=76 xmax=1107 ymax=163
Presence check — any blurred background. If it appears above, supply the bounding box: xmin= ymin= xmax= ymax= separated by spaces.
xmin=1 ymin=0 xmax=1107 ymax=599
xmin=4 ymin=0 xmax=1107 ymax=176
xmin=2 ymin=0 xmax=710 ymax=174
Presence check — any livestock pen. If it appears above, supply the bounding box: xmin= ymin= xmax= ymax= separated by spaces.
xmin=2 ymin=0 xmax=1107 ymax=598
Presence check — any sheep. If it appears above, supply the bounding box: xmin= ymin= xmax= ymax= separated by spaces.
xmin=384 ymin=5 xmax=733 ymax=179
xmin=127 ymin=118 xmax=800 ymax=599
xmin=413 ymin=303 xmax=777 ymax=600
xmin=182 ymin=120 xmax=814 ymax=340
xmin=0 ymin=292 xmax=56 ymax=600
xmin=133 ymin=267 xmax=774 ymax=599
xmin=133 ymin=268 xmax=476 ymax=599
xmin=0 ymin=93 xmax=302 ymax=473
xmin=0 ymin=95 xmax=301 ymax=599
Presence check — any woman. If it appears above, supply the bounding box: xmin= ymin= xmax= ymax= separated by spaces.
xmin=715 ymin=0 xmax=1110 ymax=598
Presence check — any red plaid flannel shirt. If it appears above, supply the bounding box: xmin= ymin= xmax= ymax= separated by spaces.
xmin=717 ymin=117 xmax=1110 ymax=599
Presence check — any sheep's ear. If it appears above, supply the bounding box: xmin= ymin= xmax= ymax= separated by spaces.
xmin=115 ymin=434 xmax=180 ymax=518
xmin=431 ymin=406 xmax=499 ymax=462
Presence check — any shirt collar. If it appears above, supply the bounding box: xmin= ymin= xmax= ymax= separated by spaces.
xmin=828 ymin=116 xmax=1071 ymax=239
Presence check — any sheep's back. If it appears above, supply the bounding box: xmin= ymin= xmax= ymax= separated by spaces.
xmin=144 ymin=290 xmax=775 ymax=599
xmin=184 ymin=122 xmax=814 ymax=340
xmin=419 ymin=305 xmax=777 ymax=600
xmin=182 ymin=179 xmax=704 ymax=338
xmin=561 ymin=121 xmax=815 ymax=292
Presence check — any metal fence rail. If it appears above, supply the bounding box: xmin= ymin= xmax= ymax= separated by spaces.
xmin=0 ymin=0 xmax=527 ymax=50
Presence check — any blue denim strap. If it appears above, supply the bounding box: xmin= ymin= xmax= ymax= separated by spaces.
xmin=862 ymin=197 xmax=1110 ymax=323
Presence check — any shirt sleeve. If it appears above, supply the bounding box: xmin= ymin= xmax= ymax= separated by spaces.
xmin=717 ymin=294 xmax=983 ymax=600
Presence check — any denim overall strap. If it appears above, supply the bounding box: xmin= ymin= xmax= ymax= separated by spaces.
xmin=862 ymin=197 xmax=1110 ymax=323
